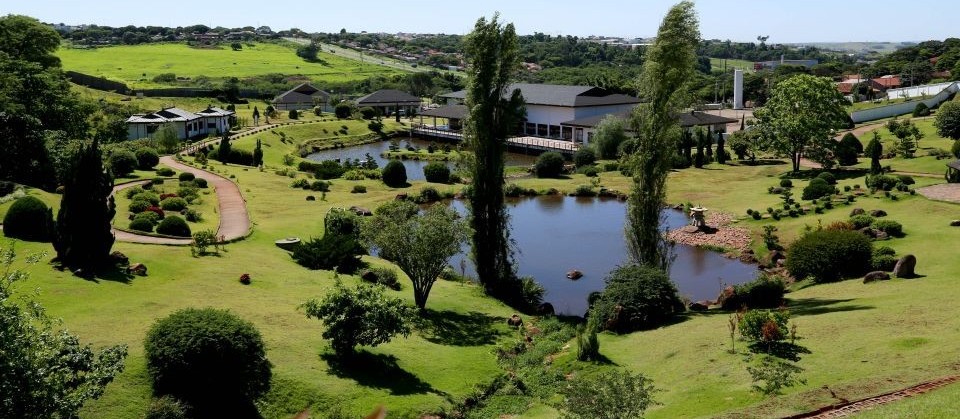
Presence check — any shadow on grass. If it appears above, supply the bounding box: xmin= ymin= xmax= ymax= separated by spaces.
xmin=68 ymin=264 xmax=134 ymax=284
xmin=321 ymin=350 xmax=443 ymax=396
xmin=415 ymin=309 xmax=505 ymax=346
xmin=747 ymin=341 xmax=812 ymax=362
xmin=738 ymin=159 xmax=788 ymax=166
xmin=787 ymin=297 xmax=874 ymax=316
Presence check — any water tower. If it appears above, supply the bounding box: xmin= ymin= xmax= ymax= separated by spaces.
xmin=733 ymin=69 xmax=744 ymax=110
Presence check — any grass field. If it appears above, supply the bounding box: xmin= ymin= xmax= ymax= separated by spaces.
xmin=58 ymin=42 xmax=403 ymax=88
xmin=710 ymin=57 xmax=755 ymax=73
xmin=853 ymin=382 xmax=960 ymax=418
xmin=851 ymin=117 xmax=954 ymax=176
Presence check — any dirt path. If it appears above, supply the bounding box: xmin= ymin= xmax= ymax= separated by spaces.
xmin=110 ymin=157 xmax=251 ymax=245
xmin=916 ymin=183 xmax=960 ymax=203
xmin=786 ymin=375 xmax=960 ymax=418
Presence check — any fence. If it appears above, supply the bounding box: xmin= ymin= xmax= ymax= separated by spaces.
xmin=850 ymin=82 xmax=959 ymax=123
xmin=65 ymin=71 xmax=129 ymax=93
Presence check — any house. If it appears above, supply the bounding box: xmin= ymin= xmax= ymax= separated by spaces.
xmin=126 ymin=106 xmax=234 ymax=141
xmin=355 ymin=89 xmax=421 ymax=116
xmin=272 ymin=83 xmax=330 ymax=111
xmin=560 ymin=110 xmax=737 ymax=144
xmin=440 ymin=83 xmax=641 ymax=142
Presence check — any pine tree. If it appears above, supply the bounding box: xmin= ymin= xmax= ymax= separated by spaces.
xmin=53 ymin=139 xmax=115 ymax=272
xmin=716 ymin=131 xmax=727 ymax=164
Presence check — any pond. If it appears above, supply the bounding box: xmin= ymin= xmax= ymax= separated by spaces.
xmin=445 ymin=196 xmax=758 ymax=316
xmin=305 ymin=138 xmax=537 ymax=181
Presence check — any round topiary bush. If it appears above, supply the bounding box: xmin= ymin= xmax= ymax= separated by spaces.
xmin=589 ymin=264 xmax=685 ymax=333
xmin=132 ymin=191 xmax=161 ymax=206
xmin=779 ymin=179 xmax=793 ymax=188
xmin=156 ymin=167 xmax=175 ymax=177
xmin=359 ymin=106 xmax=377 ymax=120
xmin=872 ymin=219 xmax=904 ymax=237
xmin=136 ymin=147 xmax=160 ymax=170
xmin=109 ymin=150 xmax=139 ymax=177
xmin=786 ymin=230 xmax=873 ymax=283
xmin=816 ymin=171 xmax=837 ymax=185
xmin=381 ymin=160 xmax=407 ymax=187
xmin=193 ymin=178 xmax=208 ymax=188
xmin=144 ymin=308 xmax=271 ymax=413
xmin=913 ymin=102 xmax=930 ymax=117
xmin=2 ymin=196 xmax=54 ymax=241
xmin=423 ymin=162 xmax=451 ymax=183
xmin=160 ymin=197 xmax=188 ymax=211
xmin=849 ymin=214 xmax=875 ymax=230
xmin=156 ymin=215 xmax=191 ymax=237
xmin=178 ymin=172 xmax=195 ymax=182
xmin=129 ymin=199 xmax=151 ymax=214
xmin=573 ymin=147 xmax=596 ymax=167
xmin=535 ymin=151 xmax=565 ymax=178
xmin=802 ymin=178 xmax=835 ymax=200
xmin=129 ymin=217 xmax=154 ymax=233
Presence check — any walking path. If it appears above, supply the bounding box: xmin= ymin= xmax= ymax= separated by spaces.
xmin=110 ymin=156 xmax=251 ymax=245
xmin=786 ymin=375 xmax=960 ymax=418
xmin=916 ymin=183 xmax=960 ymax=203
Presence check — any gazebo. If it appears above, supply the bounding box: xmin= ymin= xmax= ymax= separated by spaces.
xmin=417 ymin=104 xmax=467 ymax=132
xmin=355 ymin=89 xmax=421 ymax=119
xmin=947 ymin=160 xmax=960 ymax=183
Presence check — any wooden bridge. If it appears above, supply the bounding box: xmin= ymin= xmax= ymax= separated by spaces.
xmin=411 ymin=126 xmax=580 ymax=155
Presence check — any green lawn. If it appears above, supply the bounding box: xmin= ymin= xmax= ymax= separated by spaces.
xmin=852 ymin=383 xmax=960 ymax=418
xmin=58 ymin=42 xmax=403 ymax=88
xmin=710 ymin=57 xmax=755 ymax=73
xmin=852 ymin=118 xmax=955 ymax=175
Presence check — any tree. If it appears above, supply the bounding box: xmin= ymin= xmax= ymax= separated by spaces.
xmin=837 ymin=132 xmax=861 ymax=166
xmin=135 ymin=147 xmax=160 ymax=169
xmin=0 ymin=244 xmax=127 ymax=418
xmin=153 ymin=123 xmax=180 ymax=153
xmin=591 ymin=115 xmax=628 ymax=159
xmin=625 ymin=1 xmax=699 ymax=270
xmin=716 ymin=131 xmax=728 ymax=164
xmin=301 ymin=280 xmax=414 ymax=356
xmin=935 ymin=100 xmax=960 ymax=140
xmin=381 ymin=159 xmax=407 ymax=187
xmin=252 ymin=106 xmax=260 ymax=125
xmin=886 ymin=117 xmax=923 ymax=158
xmin=53 ymin=140 xmax=115 ymax=272
xmin=866 ymin=132 xmax=883 ymax=174
xmin=363 ymin=201 xmax=468 ymax=310
xmin=296 ymin=41 xmax=320 ymax=61
xmin=217 ymin=131 xmax=231 ymax=163
xmin=252 ymin=138 xmax=263 ymax=166
xmin=589 ymin=264 xmax=685 ymax=333
xmin=463 ymin=14 xmax=526 ymax=295
xmin=755 ymin=74 xmax=849 ymax=172
xmin=560 ymin=369 xmax=659 ymax=419
xmin=108 ymin=150 xmax=138 ymax=177
xmin=230 ymin=42 xmax=242 ymax=51
xmin=288 ymin=109 xmax=298 ymax=120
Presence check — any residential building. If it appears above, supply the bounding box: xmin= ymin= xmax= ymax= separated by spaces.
xmin=126 ymin=106 xmax=234 ymax=140
xmin=272 ymin=83 xmax=330 ymax=111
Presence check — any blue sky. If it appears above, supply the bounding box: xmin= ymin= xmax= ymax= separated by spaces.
xmin=6 ymin=0 xmax=956 ymax=42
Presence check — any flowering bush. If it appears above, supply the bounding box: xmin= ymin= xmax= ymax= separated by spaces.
xmin=239 ymin=274 xmax=251 ymax=285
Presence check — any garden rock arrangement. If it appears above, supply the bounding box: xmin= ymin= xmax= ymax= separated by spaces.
xmin=666 ymin=212 xmax=751 ymax=253
xmin=893 ymin=255 xmax=917 ymax=278
xmin=863 ymin=271 xmax=891 ymax=283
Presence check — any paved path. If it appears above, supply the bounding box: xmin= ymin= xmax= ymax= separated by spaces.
xmin=110 ymin=156 xmax=251 ymax=245
xmin=916 ymin=183 xmax=960 ymax=203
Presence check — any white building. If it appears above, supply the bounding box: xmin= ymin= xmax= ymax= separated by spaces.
xmin=126 ymin=106 xmax=234 ymax=141
xmin=561 ymin=110 xmax=738 ymax=144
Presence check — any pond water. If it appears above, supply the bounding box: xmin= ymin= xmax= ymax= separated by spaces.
xmin=445 ymin=196 xmax=758 ymax=315
xmin=305 ymin=138 xmax=537 ymax=181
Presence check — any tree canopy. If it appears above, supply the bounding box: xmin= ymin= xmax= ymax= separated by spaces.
xmin=934 ymin=101 xmax=960 ymax=140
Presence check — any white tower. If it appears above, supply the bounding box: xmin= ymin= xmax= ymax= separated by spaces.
xmin=733 ymin=69 xmax=744 ymax=110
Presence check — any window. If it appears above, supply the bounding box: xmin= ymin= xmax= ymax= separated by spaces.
xmin=208 ymin=122 xmax=216 ymax=129
xmin=537 ymin=124 xmax=547 ymax=136
xmin=525 ymin=122 xmax=536 ymax=135
xmin=549 ymin=125 xmax=561 ymax=138
xmin=575 ymin=128 xmax=583 ymax=142
xmin=561 ymin=126 xmax=573 ymax=140
xmin=146 ymin=125 xmax=158 ymax=134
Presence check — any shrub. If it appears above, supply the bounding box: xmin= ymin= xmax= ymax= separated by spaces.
xmin=301 ymin=281 xmax=413 ymax=356
xmin=721 ymin=274 xmax=787 ymax=310
xmin=288 ymin=109 xmax=298 ymax=120
xmin=144 ymin=396 xmax=188 ymax=419
xmin=156 ymin=216 xmax=191 ymax=237
xmin=739 ymin=309 xmax=790 ymax=343
xmin=582 ymin=166 xmax=598 ymax=177
xmin=151 ymin=177 xmax=165 ymax=185
xmin=160 ymin=197 xmax=188 ymax=211
xmin=291 ymin=178 xmax=309 ymax=189
xmin=324 ymin=208 xmax=362 ymax=239
xmin=177 ymin=186 xmax=199 ymax=201
xmin=126 ymin=187 xmax=147 ymax=200
xmin=560 ymin=370 xmax=658 ymax=419
xmin=334 ymin=103 xmax=352 ymax=118
xmin=786 ymin=230 xmax=873 ymax=283
xmin=573 ymin=185 xmax=596 ymax=197
xmin=816 ymin=172 xmax=836 ymax=185
xmin=590 ymin=264 xmax=684 ymax=333
xmin=310 ymin=180 xmax=330 ymax=192
xmin=913 ymin=102 xmax=930 ymax=117
xmin=801 ymin=178 xmax=834 ymax=200
xmin=866 ymin=175 xmax=898 ymax=191
xmin=897 ymin=175 xmax=915 ymax=185
xmin=573 ymin=147 xmax=596 ymax=167
xmin=871 ymin=254 xmax=898 ymax=271
xmin=127 ymin=199 xmax=150 ymax=215
xmin=361 ymin=267 xmax=402 ymax=290
xmin=423 ymin=162 xmax=451 ymax=183
xmin=534 ymin=151 xmax=565 ymax=178
xmin=872 ymin=219 xmax=904 ymax=237
xmin=504 ymin=183 xmax=525 ymax=197
xmin=136 ymin=147 xmax=160 ymax=170
xmin=849 ymin=214 xmax=875 ymax=229
xmin=132 ymin=191 xmax=160 ymax=206
xmin=416 ymin=186 xmax=441 ymax=203
xmin=144 ymin=308 xmax=271 ymax=413
xmin=178 ymin=172 xmax=195 ymax=182
xmin=107 ymin=150 xmax=138 ymax=177
xmin=135 ymin=211 xmax=161 ymax=224
xmin=351 ymin=185 xmax=367 ymax=193
xmin=358 ymin=106 xmax=377 ymax=119
xmin=381 ymin=160 xmax=407 ymax=187
xmin=291 ymin=235 xmax=365 ymax=273
xmin=193 ymin=178 xmax=208 ymax=188
xmin=779 ymin=179 xmax=793 ymax=188
xmin=156 ymin=167 xmax=175 ymax=176
xmin=184 ymin=209 xmax=202 ymax=222
xmin=2 ymin=196 xmax=55 ymax=241
xmin=298 ymin=160 xmax=345 ymax=180
xmin=144 ymin=206 xmax=165 ymax=219
xmin=129 ymin=217 xmax=154 ymax=233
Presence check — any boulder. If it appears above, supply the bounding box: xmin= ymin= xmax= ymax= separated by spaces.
xmin=537 ymin=303 xmax=555 ymax=316
xmin=950 ymin=220 xmax=960 ymax=227
xmin=566 ymin=270 xmax=583 ymax=280
xmin=870 ymin=209 xmax=888 ymax=217
xmin=859 ymin=227 xmax=876 ymax=238
xmin=716 ymin=285 xmax=736 ymax=309
xmin=395 ymin=193 xmax=408 ymax=201
xmin=688 ymin=301 xmax=709 ymax=312
xmin=109 ymin=251 xmax=129 ymax=266
xmin=128 ymin=263 xmax=148 ymax=276
xmin=874 ymin=230 xmax=889 ymax=241
xmin=507 ymin=314 xmax=523 ymax=327
xmin=766 ymin=250 xmax=786 ymax=267
xmin=739 ymin=253 xmax=759 ymax=264
xmin=893 ymin=255 xmax=917 ymax=278
xmin=349 ymin=206 xmax=372 ymax=216
xmin=360 ymin=269 xmax=378 ymax=283
xmin=849 ymin=208 xmax=866 ymax=216
xmin=863 ymin=271 xmax=891 ymax=283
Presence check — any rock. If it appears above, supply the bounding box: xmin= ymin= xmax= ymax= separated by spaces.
xmin=870 ymin=209 xmax=888 ymax=217
xmin=566 ymin=270 xmax=583 ymax=280
xmin=859 ymin=227 xmax=876 ymax=238
xmin=688 ymin=301 xmax=708 ymax=311
xmin=507 ymin=314 xmax=523 ymax=327
xmin=673 ymin=203 xmax=684 ymax=210
xmin=776 ymin=258 xmax=786 ymax=267
xmin=128 ymin=263 xmax=148 ymax=276
xmin=769 ymin=186 xmax=785 ymax=194
xmin=950 ymin=220 xmax=960 ymax=227
xmin=453 ymin=192 xmax=466 ymax=199
xmin=716 ymin=286 xmax=736 ymax=309
xmin=767 ymin=250 xmax=786 ymax=267
xmin=893 ymin=255 xmax=917 ymax=278
xmin=739 ymin=253 xmax=758 ymax=264
xmin=863 ymin=271 xmax=891 ymax=283
xmin=681 ymin=225 xmax=700 ymax=234
xmin=537 ymin=303 xmax=555 ymax=316
xmin=349 ymin=206 xmax=372 ymax=216
xmin=395 ymin=193 xmax=408 ymax=201
xmin=850 ymin=208 xmax=866 ymax=216
xmin=874 ymin=230 xmax=889 ymax=240
xmin=360 ymin=269 xmax=378 ymax=283
xmin=109 ymin=251 xmax=129 ymax=266
xmin=742 ymin=248 xmax=755 ymax=255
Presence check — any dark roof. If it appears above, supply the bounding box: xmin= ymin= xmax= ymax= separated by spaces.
xmin=355 ymin=89 xmax=421 ymax=105
xmin=419 ymin=104 xmax=467 ymax=119
xmin=948 ymin=160 xmax=960 ymax=171
xmin=273 ymin=83 xmax=329 ymax=104
xmin=561 ymin=110 xmax=738 ymax=128
xmin=441 ymin=83 xmax=641 ymax=107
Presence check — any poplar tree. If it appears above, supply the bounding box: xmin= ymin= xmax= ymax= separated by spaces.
xmin=625 ymin=1 xmax=700 ymax=269
xmin=463 ymin=14 xmax=526 ymax=295
xmin=53 ymin=139 xmax=115 ymax=272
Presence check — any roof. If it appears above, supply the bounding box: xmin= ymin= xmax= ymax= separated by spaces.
xmin=419 ymin=104 xmax=467 ymax=119
xmin=948 ymin=160 xmax=960 ymax=171
xmin=561 ymin=109 xmax=737 ymax=128
xmin=441 ymin=83 xmax=642 ymax=107
xmin=126 ymin=106 xmax=234 ymax=124
xmin=195 ymin=107 xmax=235 ymax=117
xmin=873 ymin=76 xmax=901 ymax=88
xmin=273 ymin=83 xmax=329 ymax=104
xmin=355 ymin=89 xmax=421 ymax=105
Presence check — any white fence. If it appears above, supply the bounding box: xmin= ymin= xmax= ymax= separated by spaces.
xmin=850 ymin=82 xmax=959 ymax=123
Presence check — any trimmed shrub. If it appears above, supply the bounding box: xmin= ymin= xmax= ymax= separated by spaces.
xmin=2 ymin=196 xmax=55 ymax=241
xmin=298 ymin=160 xmax=345 ymax=180
xmin=849 ymin=214 xmax=875 ymax=229
xmin=288 ymin=109 xmax=298 ymax=120
xmin=381 ymin=160 xmax=407 ymax=187
xmin=423 ymin=162 xmax=451 ymax=184
xmin=573 ymin=147 xmax=596 ymax=167
xmin=291 ymin=178 xmax=309 ymax=189
xmin=334 ymin=103 xmax=352 ymax=118
xmin=109 ymin=150 xmax=138 ymax=176
xmin=125 ymin=186 xmax=145 ymax=199
xmin=129 ymin=217 xmax=154 ymax=233
xmin=779 ymin=179 xmax=793 ymax=188
xmin=415 ymin=186 xmax=442 ymax=203
xmin=156 ymin=167 xmax=176 ymax=176
xmin=534 ymin=151 xmax=565 ymax=178
xmin=582 ymin=166 xmax=599 ymax=177
xmin=310 ymin=180 xmax=330 ymax=192
xmin=178 ymin=172 xmax=195 ymax=182
xmin=136 ymin=147 xmax=160 ymax=170
xmin=721 ymin=274 xmax=787 ymax=310
xmin=359 ymin=106 xmax=377 ymax=119
xmin=872 ymin=219 xmax=904 ymax=237
xmin=786 ymin=230 xmax=873 ymax=283
xmin=361 ymin=266 xmax=402 ymax=290
xmin=156 ymin=216 xmax=191 ymax=237
xmin=801 ymin=178 xmax=834 ymax=200
xmin=144 ymin=396 xmax=188 ymax=419
xmin=913 ymin=102 xmax=930 ymax=117
xmin=816 ymin=171 xmax=837 ymax=185
xmin=351 ymin=185 xmax=367 ymax=194
xmin=897 ymin=175 xmax=915 ymax=185
xmin=160 ymin=197 xmax=188 ymax=211
xmin=871 ymin=254 xmax=898 ymax=271
xmin=839 ymin=132 xmax=864 ymax=154
xmin=132 ymin=191 xmax=161 ymax=206
xmin=292 ymin=235 xmax=365 ymax=274
xmin=135 ymin=211 xmax=161 ymax=224
xmin=866 ymin=175 xmax=898 ymax=191
xmin=193 ymin=178 xmax=208 ymax=188
xmin=590 ymin=264 xmax=685 ymax=333
xmin=184 ymin=209 xmax=202 ymax=222
xmin=144 ymin=308 xmax=271 ymax=413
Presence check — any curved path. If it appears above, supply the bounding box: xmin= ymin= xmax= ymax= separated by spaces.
xmin=111 ymin=156 xmax=251 ymax=245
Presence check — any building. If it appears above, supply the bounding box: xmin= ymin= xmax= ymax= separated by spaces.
xmin=272 ymin=83 xmax=330 ymax=111
xmin=126 ymin=106 xmax=234 ymax=140
xmin=440 ymin=83 xmax=641 ymax=142
xmin=560 ymin=110 xmax=737 ymax=144
xmin=355 ymin=89 xmax=421 ymax=116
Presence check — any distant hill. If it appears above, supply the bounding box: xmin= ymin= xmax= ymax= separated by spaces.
xmin=785 ymin=42 xmax=914 ymax=55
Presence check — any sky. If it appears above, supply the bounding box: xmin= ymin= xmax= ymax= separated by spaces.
xmin=4 ymin=0 xmax=957 ymax=43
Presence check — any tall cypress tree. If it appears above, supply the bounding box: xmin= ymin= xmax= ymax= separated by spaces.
xmin=625 ymin=1 xmax=700 ymax=269
xmin=463 ymin=14 xmax=526 ymax=295
xmin=252 ymin=138 xmax=264 ymax=167
xmin=218 ymin=131 xmax=231 ymax=163
xmin=53 ymin=139 xmax=115 ymax=272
